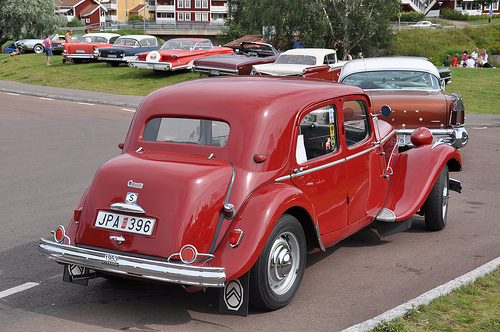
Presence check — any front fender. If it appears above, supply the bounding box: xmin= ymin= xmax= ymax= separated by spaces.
xmin=210 ymin=182 xmax=315 ymax=281
xmin=384 ymin=144 xmax=461 ymax=221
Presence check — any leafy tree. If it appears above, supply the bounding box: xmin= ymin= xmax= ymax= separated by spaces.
xmin=473 ymin=0 xmax=496 ymax=8
xmin=0 ymin=0 xmax=65 ymax=46
xmin=222 ymin=0 xmax=399 ymax=57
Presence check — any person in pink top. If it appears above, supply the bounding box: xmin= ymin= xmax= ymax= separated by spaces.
xmin=43 ymin=34 xmax=52 ymax=65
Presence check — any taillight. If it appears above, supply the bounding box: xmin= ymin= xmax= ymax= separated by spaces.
xmin=74 ymin=207 xmax=82 ymax=222
xmin=53 ymin=225 xmax=66 ymax=243
xmin=229 ymin=229 xmax=243 ymax=248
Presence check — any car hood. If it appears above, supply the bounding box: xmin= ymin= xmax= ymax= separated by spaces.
xmin=196 ymin=54 xmax=277 ymax=69
xmin=253 ymin=63 xmax=310 ymax=75
xmin=366 ymin=89 xmax=450 ymax=129
xmin=75 ymin=151 xmax=234 ymax=258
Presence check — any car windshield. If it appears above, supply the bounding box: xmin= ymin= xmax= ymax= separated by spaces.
xmin=275 ymin=54 xmax=317 ymax=65
xmin=342 ymin=70 xmax=441 ymax=90
xmin=142 ymin=117 xmax=230 ymax=147
xmin=242 ymin=43 xmax=276 ymax=56
xmin=114 ymin=38 xmax=140 ymax=47
xmin=162 ymin=39 xmax=196 ymax=50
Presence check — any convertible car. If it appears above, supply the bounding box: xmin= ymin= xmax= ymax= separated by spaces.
xmin=339 ymin=57 xmax=468 ymax=149
xmin=192 ymin=42 xmax=280 ymax=76
xmin=63 ymin=33 xmax=121 ymax=63
xmin=39 ymin=77 xmax=462 ymax=315
xmin=129 ymin=38 xmax=233 ymax=72
xmin=97 ymin=35 xmax=160 ymax=66
xmin=252 ymin=48 xmax=347 ymax=81
xmin=14 ymin=34 xmax=59 ymax=54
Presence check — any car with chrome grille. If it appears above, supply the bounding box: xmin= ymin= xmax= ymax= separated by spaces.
xmin=339 ymin=57 xmax=468 ymax=149
xmin=39 ymin=76 xmax=462 ymax=315
xmin=63 ymin=33 xmax=120 ymax=63
xmin=97 ymin=35 xmax=160 ymax=66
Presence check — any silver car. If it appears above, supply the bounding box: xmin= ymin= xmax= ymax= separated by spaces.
xmin=14 ymin=34 xmax=58 ymax=54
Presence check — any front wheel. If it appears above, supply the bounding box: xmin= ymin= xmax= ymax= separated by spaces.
xmin=33 ymin=44 xmax=44 ymax=54
xmin=424 ymin=164 xmax=449 ymax=231
xmin=249 ymin=214 xmax=306 ymax=310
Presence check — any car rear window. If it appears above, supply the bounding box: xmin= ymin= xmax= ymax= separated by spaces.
xmin=142 ymin=117 xmax=230 ymax=147
xmin=342 ymin=70 xmax=441 ymax=90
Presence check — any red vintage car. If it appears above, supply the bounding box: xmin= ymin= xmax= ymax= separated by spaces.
xmin=129 ymin=38 xmax=234 ymax=72
xmin=39 ymin=77 xmax=462 ymax=315
xmin=63 ymin=33 xmax=121 ymax=64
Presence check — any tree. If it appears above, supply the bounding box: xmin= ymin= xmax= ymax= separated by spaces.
xmin=473 ymin=0 xmax=496 ymax=8
xmin=0 ymin=0 xmax=65 ymax=46
xmin=222 ymin=0 xmax=400 ymax=57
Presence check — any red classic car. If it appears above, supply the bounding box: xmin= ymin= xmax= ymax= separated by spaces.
xmin=339 ymin=57 xmax=468 ymax=149
xmin=39 ymin=77 xmax=462 ymax=315
xmin=63 ymin=33 xmax=121 ymax=63
xmin=192 ymin=42 xmax=280 ymax=76
xmin=129 ymin=38 xmax=234 ymax=72
xmin=252 ymin=48 xmax=347 ymax=81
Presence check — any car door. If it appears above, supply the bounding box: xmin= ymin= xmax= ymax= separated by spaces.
xmin=341 ymin=98 xmax=387 ymax=225
xmin=291 ymin=102 xmax=348 ymax=234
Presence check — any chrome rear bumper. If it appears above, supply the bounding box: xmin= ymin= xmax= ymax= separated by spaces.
xmin=398 ymin=126 xmax=468 ymax=149
xmin=39 ymin=238 xmax=226 ymax=287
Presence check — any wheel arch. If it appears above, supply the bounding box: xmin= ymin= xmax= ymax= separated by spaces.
xmin=283 ymin=206 xmax=320 ymax=253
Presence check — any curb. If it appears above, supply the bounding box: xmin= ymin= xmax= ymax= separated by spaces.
xmin=341 ymin=256 xmax=500 ymax=332
xmin=0 ymin=87 xmax=142 ymax=109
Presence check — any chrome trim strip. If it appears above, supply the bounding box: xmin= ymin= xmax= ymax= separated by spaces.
xmin=110 ymin=202 xmax=146 ymax=214
xmin=39 ymin=238 xmax=226 ymax=287
xmin=275 ymin=158 xmax=347 ymax=182
xmin=345 ymin=145 xmax=378 ymax=161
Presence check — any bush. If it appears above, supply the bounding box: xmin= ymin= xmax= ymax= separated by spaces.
xmin=66 ymin=16 xmax=84 ymax=27
xmin=441 ymin=8 xmax=469 ymax=21
xmin=128 ymin=15 xmax=144 ymax=21
xmin=394 ymin=12 xmax=425 ymax=22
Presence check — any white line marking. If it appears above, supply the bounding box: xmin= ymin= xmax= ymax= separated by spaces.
xmin=121 ymin=108 xmax=136 ymax=113
xmin=342 ymin=256 xmax=500 ymax=332
xmin=78 ymin=102 xmax=95 ymax=106
xmin=39 ymin=97 xmax=54 ymax=101
xmin=0 ymin=282 xmax=39 ymax=299
xmin=6 ymin=92 xmax=20 ymax=96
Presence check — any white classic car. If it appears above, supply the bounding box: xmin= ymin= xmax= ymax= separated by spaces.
xmin=251 ymin=48 xmax=347 ymax=81
xmin=409 ymin=21 xmax=442 ymax=29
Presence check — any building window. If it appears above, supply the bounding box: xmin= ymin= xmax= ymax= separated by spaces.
xmin=185 ymin=12 xmax=191 ymax=20
xmin=178 ymin=12 xmax=184 ymax=20
xmin=195 ymin=0 xmax=201 ymax=8
xmin=178 ymin=0 xmax=183 ymax=8
xmin=202 ymin=0 xmax=208 ymax=8
xmin=202 ymin=12 xmax=208 ymax=21
xmin=185 ymin=0 xmax=190 ymax=8
xmin=195 ymin=12 xmax=201 ymax=21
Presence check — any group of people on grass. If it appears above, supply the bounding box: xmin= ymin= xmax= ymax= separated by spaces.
xmin=443 ymin=48 xmax=491 ymax=68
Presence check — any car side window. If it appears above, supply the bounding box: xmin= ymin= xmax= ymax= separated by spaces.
xmin=343 ymin=100 xmax=370 ymax=147
xmin=297 ymin=105 xmax=337 ymax=163
xmin=323 ymin=53 xmax=337 ymax=65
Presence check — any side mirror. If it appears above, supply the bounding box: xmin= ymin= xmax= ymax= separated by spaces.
xmin=118 ymin=143 xmax=124 ymax=150
xmin=380 ymin=105 xmax=392 ymax=117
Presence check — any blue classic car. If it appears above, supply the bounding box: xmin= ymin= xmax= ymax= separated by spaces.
xmin=3 ymin=43 xmax=18 ymax=54
xmin=97 ymin=35 xmax=160 ymax=67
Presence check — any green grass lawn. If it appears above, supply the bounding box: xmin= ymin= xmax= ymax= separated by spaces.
xmin=1 ymin=44 xmax=499 ymax=114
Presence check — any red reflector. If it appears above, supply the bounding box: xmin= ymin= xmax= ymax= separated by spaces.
xmin=54 ymin=226 xmax=65 ymax=243
xmin=229 ymin=229 xmax=243 ymax=248
xmin=179 ymin=245 xmax=198 ymax=264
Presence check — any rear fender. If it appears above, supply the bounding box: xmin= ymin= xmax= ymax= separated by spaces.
xmin=384 ymin=144 xmax=461 ymax=221
xmin=210 ymin=182 xmax=315 ymax=281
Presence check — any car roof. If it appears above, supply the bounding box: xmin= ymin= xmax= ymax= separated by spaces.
xmin=168 ymin=37 xmax=210 ymax=42
xmin=281 ymin=48 xmax=337 ymax=56
xmin=117 ymin=35 xmax=156 ymax=40
xmin=339 ymin=56 xmax=440 ymax=80
xmin=83 ymin=33 xmax=120 ymax=38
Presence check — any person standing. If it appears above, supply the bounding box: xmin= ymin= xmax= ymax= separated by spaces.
xmin=292 ymin=35 xmax=303 ymax=49
xmin=43 ymin=34 xmax=52 ymax=65
xmin=65 ymin=29 xmax=73 ymax=43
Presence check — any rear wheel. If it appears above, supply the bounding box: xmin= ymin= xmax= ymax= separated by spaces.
xmin=33 ymin=44 xmax=44 ymax=54
xmin=249 ymin=214 xmax=306 ymax=310
xmin=424 ymin=164 xmax=449 ymax=231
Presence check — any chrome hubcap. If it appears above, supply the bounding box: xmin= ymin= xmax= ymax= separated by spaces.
xmin=267 ymin=232 xmax=300 ymax=295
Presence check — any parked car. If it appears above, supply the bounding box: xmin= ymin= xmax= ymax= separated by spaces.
xmin=39 ymin=76 xmax=462 ymax=315
xmin=52 ymin=33 xmax=85 ymax=54
xmin=128 ymin=38 xmax=233 ymax=72
xmin=14 ymin=34 xmax=59 ymax=54
xmin=409 ymin=21 xmax=442 ymax=29
xmin=97 ymin=35 xmax=160 ymax=66
xmin=251 ymin=48 xmax=347 ymax=81
xmin=192 ymin=41 xmax=280 ymax=76
xmin=339 ymin=57 xmax=468 ymax=149
xmin=63 ymin=33 xmax=121 ymax=63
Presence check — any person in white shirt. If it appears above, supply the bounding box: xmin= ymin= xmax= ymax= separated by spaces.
xmin=465 ymin=57 xmax=475 ymax=68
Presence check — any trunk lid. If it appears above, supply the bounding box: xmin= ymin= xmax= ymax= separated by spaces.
xmin=76 ymin=151 xmax=233 ymax=258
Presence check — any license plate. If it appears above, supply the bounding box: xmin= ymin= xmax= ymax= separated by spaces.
xmin=95 ymin=211 xmax=155 ymax=236
xmin=108 ymin=54 xmax=117 ymax=58
xmin=210 ymin=69 xmax=220 ymax=75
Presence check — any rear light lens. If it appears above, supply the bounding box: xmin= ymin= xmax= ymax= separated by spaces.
xmin=74 ymin=207 xmax=82 ymax=222
xmin=53 ymin=225 xmax=66 ymax=243
xmin=229 ymin=229 xmax=243 ymax=248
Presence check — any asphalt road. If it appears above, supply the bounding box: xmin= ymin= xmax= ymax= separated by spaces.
xmin=1 ymin=91 xmax=499 ymax=331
